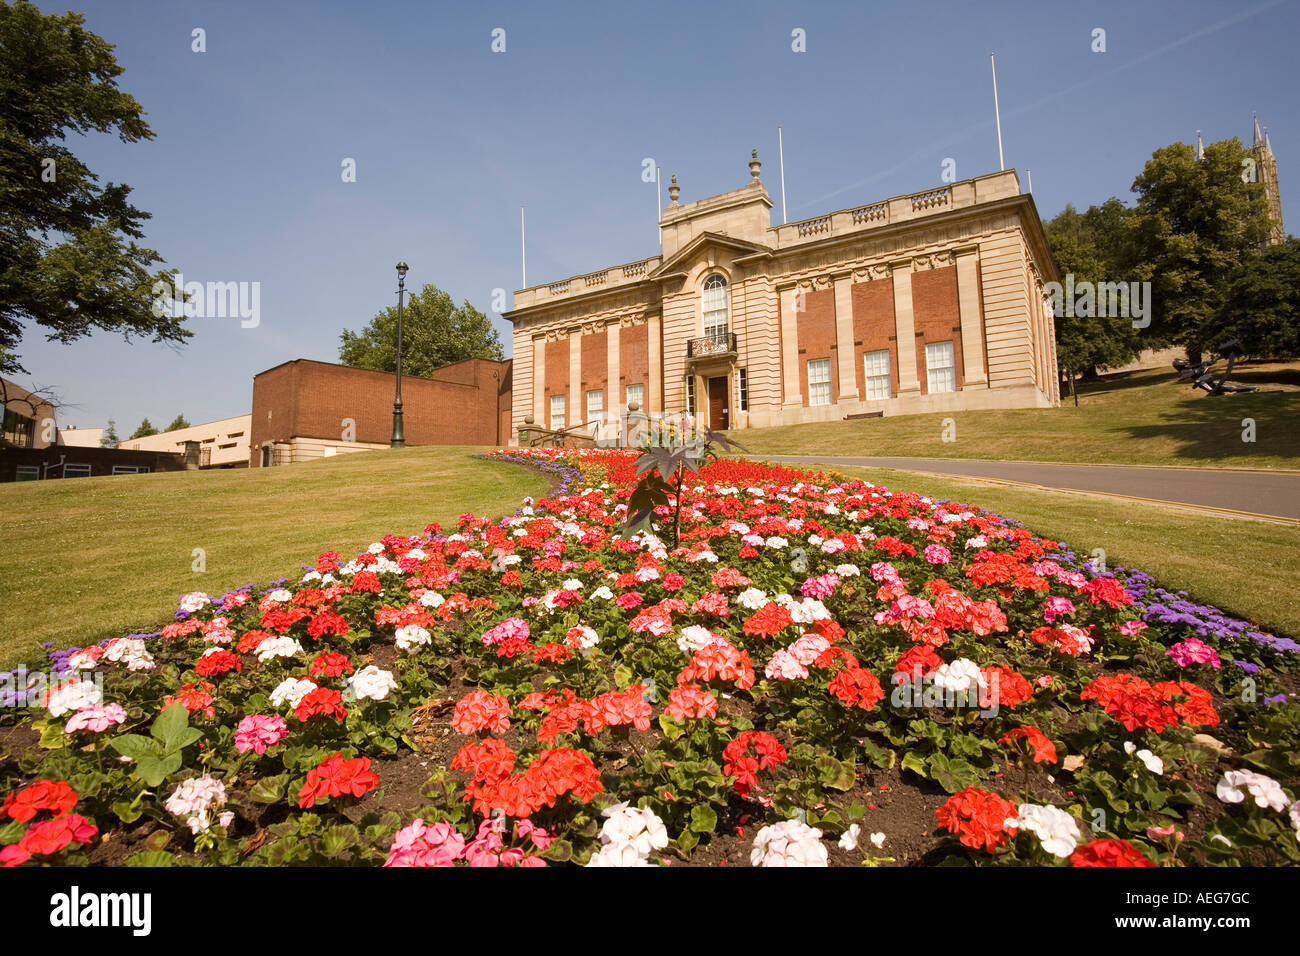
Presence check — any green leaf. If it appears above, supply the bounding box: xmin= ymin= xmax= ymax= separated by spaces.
xmin=112 ymin=798 xmax=144 ymax=824
xmin=613 ymin=664 xmax=634 ymax=690
xmin=134 ymin=752 xmax=183 ymax=788
xmin=927 ymin=752 xmax=981 ymax=794
xmin=542 ymin=838 xmax=572 ymax=862
xmin=249 ymin=773 xmax=289 ymax=804
xmin=676 ymin=828 xmax=700 ymax=852
xmin=658 ymin=713 xmax=686 ymax=741
xmin=846 ymin=800 xmax=866 ymax=822
xmin=109 ymin=733 xmax=162 ymax=762
xmin=321 ymin=824 xmax=361 ymax=858
xmin=151 ymin=702 xmax=187 ymax=744
xmin=900 ymin=751 xmax=928 ymax=779
xmin=815 ymin=755 xmax=856 ymax=791
xmin=37 ymin=721 xmax=69 ymax=750
xmin=689 ymin=805 xmax=718 ymax=834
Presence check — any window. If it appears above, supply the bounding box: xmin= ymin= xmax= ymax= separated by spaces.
xmin=3 ymin=408 xmax=35 ymax=448
xmin=549 ymin=394 xmax=566 ymax=430
xmin=738 ymin=368 xmax=749 ymax=411
xmin=626 ymin=383 xmax=644 ymax=409
xmin=863 ymin=350 xmax=892 ymax=400
xmin=701 ymin=274 xmax=728 ymax=339
xmin=227 ymin=431 xmax=244 ymax=438
xmin=925 ymin=341 xmax=956 ymax=393
xmin=807 ymin=358 xmax=832 ymax=406
xmin=63 ymin=463 xmax=91 ymax=478
xmin=111 ymin=465 xmax=152 ymax=475
xmin=15 ymin=465 xmax=38 ymax=481
xmin=586 ymin=389 xmax=603 ymax=424
xmin=686 ymin=376 xmax=696 ymax=415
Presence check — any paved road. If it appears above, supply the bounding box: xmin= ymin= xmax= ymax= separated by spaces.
xmin=756 ymin=455 xmax=1300 ymax=522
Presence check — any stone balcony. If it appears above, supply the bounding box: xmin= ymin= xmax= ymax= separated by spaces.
xmin=686 ymin=331 xmax=738 ymax=361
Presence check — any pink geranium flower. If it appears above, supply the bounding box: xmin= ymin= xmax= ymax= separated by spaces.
xmin=1167 ymin=637 xmax=1221 ymax=669
xmin=234 ymin=714 xmax=290 ymax=754
xmin=64 ymin=703 xmax=127 ymax=734
xmin=481 ymin=617 xmax=530 ymax=646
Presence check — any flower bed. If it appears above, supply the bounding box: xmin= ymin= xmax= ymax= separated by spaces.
xmin=2 ymin=449 xmax=1297 ymax=867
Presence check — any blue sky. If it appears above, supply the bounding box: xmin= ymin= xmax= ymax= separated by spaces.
xmin=17 ymin=0 xmax=1299 ymax=432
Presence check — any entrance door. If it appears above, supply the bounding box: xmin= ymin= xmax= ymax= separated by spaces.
xmin=707 ymin=376 xmax=729 ymax=430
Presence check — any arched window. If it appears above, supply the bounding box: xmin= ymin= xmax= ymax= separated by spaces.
xmin=701 ymin=274 xmax=729 ymax=340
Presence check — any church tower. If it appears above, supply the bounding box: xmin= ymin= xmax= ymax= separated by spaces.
xmin=1251 ymin=114 xmax=1286 ymax=246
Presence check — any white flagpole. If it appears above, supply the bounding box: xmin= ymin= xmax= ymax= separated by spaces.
xmin=656 ymin=166 xmax=662 ymax=247
xmin=991 ymin=52 xmax=1005 ymax=171
xmin=778 ymin=125 xmax=788 ymax=224
xmin=520 ymin=205 xmax=526 ymax=288
xmin=1027 ymin=169 xmax=1032 ymax=192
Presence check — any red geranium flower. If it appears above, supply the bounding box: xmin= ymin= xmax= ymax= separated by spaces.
xmin=1 ymin=780 xmax=78 ymax=823
xmin=722 ymin=731 xmax=787 ymax=798
xmin=164 ymin=682 xmax=216 ymax=718
xmin=298 ymin=752 xmax=379 ymax=808
xmin=999 ymin=725 xmax=1058 ymax=764
xmin=935 ymin=787 xmax=1017 ymax=853
xmin=452 ymin=690 xmax=512 ymax=735
xmin=309 ymin=651 xmax=353 ymax=678
xmin=1 ymin=813 xmax=98 ymax=866
xmin=743 ymin=602 xmax=795 ymax=639
xmin=294 ymin=687 xmax=346 ymax=723
xmin=827 ymin=666 xmax=884 ymax=710
xmin=194 ymin=649 xmax=242 ymax=677
xmin=1069 ymin=838 xmax=1154 ymax=867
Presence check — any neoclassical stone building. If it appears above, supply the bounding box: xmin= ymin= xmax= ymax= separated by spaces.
xmin=505 ymin=152 xmax=1059 ymax=440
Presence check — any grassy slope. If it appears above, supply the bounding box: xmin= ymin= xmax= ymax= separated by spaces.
xmin=0 ymin=447 xmax=547 ymax=669
xmin=732 ymin=362 xmax=1300 ymax=468
xmin=827 ymin=465 xmax=1300 ymax=639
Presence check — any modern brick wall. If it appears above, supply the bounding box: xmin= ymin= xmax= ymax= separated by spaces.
xmin=910 ymin=266 xmax=964 ymax=394
xmin=1 ymin=446 xmax=186 ymax=482
xmin=249 ymin=358 xmax=511 ymax=466
xmin=796 ymin=289 xmax=837 ymax=406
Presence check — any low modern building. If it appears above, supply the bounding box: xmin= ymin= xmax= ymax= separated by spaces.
xmin=57 ymin=427 xmax=104 ymax=448
xmin=2 ymin=377 xmax=58 ymax=450
xmin=505 ymin=154 xmax=1060 ymax=439
xmin=249 ymin=356 xmax=512 ymax=466
xmin=1 ymin=445 xmax=187 ymax=482
xmin=119 ymin=414 xmax=252 ymax=468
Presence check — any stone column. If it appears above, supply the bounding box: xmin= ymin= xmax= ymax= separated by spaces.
xmin=532 ymin=335 xmax=545 ymax=421
xmin=833 ymin=274 xmax=857 ymax=400
xmin=891 ymin=260 xmax=920 ymax=395
xmin=648 ymin=311 xmax=662 ymax=413
xmin=568 ymin=329 xmax=581 ymax=425
xmin=780 ymin=286 xmax=802 ymax=406
xmin=955 ymin=247 xmax=988 ymax=387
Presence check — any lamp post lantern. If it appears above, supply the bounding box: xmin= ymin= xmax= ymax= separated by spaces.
xmin=391 ymin=260 xmax=409 ymax=447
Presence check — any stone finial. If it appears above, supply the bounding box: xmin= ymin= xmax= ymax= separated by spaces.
xmin=749 ymin=149 xmax=761 ymax=181
xmin=668 ymin=174 xmax=680 ymax=203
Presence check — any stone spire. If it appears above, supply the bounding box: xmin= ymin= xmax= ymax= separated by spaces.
xmin=668 ymin=174 xmax=680 ymax=204
xmin=1253 ymin=111 xmax=1264 ymax=147
xmin=749 ymin=149 xmax=762 ymax=182
xmin=1196 ymin=130 xmax=1204 ymax=161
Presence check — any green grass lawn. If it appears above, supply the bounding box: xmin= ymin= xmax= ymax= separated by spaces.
xmin=0 ymin=447 xmax=548 ymax=669
xmin=826 ymin=465 xmax=1300 ymax=639
xmin=732 ymin=361 xmax=1300 ymax=468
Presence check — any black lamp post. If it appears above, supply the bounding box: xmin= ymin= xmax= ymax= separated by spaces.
xmin=391 ymin=261 xmax=408 ymax=447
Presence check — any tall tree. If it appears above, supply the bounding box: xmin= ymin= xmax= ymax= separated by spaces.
xmin=0 ymin=1 xmax=188 ymax=375
xmin=165 ymin=413 xmax=190 ymax=432
xmin=1213 ymin=239 xmax=1300 ymax=359
xmin=339 ymin=284 xmax=504 ymax=378
xmin=1129 ymin=138 xmax=1272 ymax=355
xmin=100 ymin=418 xmax=119 ymax=448
xmin=130 ymin=417 xmax=157 ymax=439
xmin=1044 ymin=200 xmax=1143 ymax=387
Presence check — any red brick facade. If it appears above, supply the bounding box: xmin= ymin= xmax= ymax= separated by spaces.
xmin=580 ymin=330 xmax=607 ymax=423
xmin=543 ymin=340 xmax=569 ymax=428
xmin=851 ymin=278 xmax=898 ymax=399
xmin=619 ymin=324 xmax=648 ymax=406
xmin=796 ymin=289 xmax=838 ymax=406
xmin=249 ymin=357 xmax=512 ymax=466
xmin=910 ymin=266 xmax=964 ymax=394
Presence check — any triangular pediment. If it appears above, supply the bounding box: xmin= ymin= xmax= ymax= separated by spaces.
xmin=650 ymin=231 xmax=772 ymax=278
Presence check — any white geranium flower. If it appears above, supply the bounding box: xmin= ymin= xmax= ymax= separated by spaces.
xmin=1004 ymin=803 xmax=1081 ymax=858
xmin=751 ymin=819 xmax=828 ymax=867
xmin=838 ymin=824 xmax=861 ymax=851
xmin=348 ymin=665 xmax=398 ymax=702
xmin=418 ymin=591 xmax=445 ymax=608
xmin=44 ymin=678 xmax=103 ymax=717
xmin=269 ymin=677 xmax=317 ymax=710
xmin=590 ymin=586 xmax=615 ymax=601
xmin=178 ymin=591 xmax=211 ymax=613
xmin=677 ymin=626 xmax=717 ymax=655
xmin=1136 ymin=749 xmax=1164 ymax=775
xmin=1216 ymin=770 xmax=1290 ymax=812
xmin=255 ymin=635 xmax=303 ymax=663
xmin=395 ymin=624 xmax=431 ymax=652
xmin=932 ymin=658 xmax=987 ymax=695
xmin=869 ymin=831 xmax=887 ymax=849
xmin=736 ymin=588 xmax=768 ymax=611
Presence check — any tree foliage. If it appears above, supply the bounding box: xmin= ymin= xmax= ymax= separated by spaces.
xmin=1128 ymin=138 xmax=1272 ymax=353
xmin=1044 ymin=200 xmax=1143 ymax=376
xmin=165 ymin=414 xmax=190 ymax=432
xmin=0 ymin=1 xmax=188 ymax=374
xmin=338 ymin=284 xmax=503 ymax=377
xmin=100 ymin=418 xmax=119 ymax=448
xmin=1213 ymin=239 xmax=1300 ymax=359
xmin=130 ymin=417 xmax=157 ymax=439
